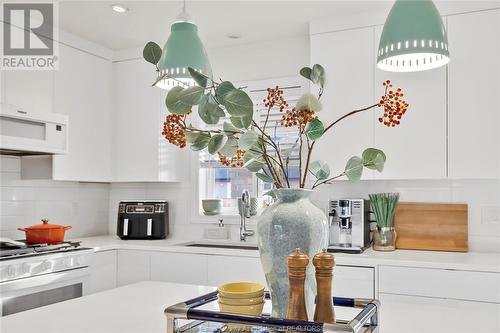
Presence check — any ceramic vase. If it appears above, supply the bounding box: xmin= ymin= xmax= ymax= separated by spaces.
xmin=257 ymin=189 xmax=329 ymax=319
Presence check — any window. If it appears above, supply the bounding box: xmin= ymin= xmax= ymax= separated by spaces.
xmin=198 ymin=77 xmax=307 ymax=215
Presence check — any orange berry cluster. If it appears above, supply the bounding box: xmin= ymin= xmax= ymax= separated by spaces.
xmin=378 ymin=80 xmax=409 ymax=127
xmin=218 ymin=149 xmax=246 ymax=167
xmin=280 ymin=107 xmax=317 ymax=129
xmin=162 ymin=113 xmax=188 ymax=148
xmin=263 ymin=86 xmax=288 ymax=112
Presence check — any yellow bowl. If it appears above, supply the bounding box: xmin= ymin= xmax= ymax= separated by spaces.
xmin=218 ymin=301 xmax=265 ymax=316
xmin=218 ymin=295 xmax=265 ymax=306
xmin=218 ymin=282 xmax=265 ymax=299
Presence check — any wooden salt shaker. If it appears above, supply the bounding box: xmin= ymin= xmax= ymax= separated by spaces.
xmin=286 ymin=248 xmax=309 ymax=321
xmin=313 ymin=249 xmax=335 ymax=323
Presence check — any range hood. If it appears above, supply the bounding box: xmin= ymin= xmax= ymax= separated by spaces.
xmin=0 ymin=104 xmax=68 ymax=155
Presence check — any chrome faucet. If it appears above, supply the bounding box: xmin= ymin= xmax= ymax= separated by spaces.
xmin=239 ymin=189 xmax=254 ymax=241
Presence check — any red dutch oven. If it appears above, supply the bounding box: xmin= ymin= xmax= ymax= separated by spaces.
xmin=18 ymin=219 xmax=72 ymax=245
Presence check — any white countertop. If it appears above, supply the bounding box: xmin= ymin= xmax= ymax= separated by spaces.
xmin=78 ymin=235 xmax=500 ymax=273
xmin=2 ymin=281 xmax=499 ymax=333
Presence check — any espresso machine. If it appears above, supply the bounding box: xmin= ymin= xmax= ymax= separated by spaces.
xmin=327 ymin=199 xmax=371 ymax=253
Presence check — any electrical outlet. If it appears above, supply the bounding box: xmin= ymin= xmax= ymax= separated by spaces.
xmin=481 ymin=206 xmax=500 ymax=225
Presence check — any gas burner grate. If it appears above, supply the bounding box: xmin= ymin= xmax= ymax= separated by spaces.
xmin=0 ymin=241 xmax=84 ymax=260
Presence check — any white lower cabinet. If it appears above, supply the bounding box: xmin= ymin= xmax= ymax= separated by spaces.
xmin=379 ymin=265 xmax=500 ymax=303
xmin=150 ymin=252 xmax=208 ymax=285
xmin=379 ymin=293 xmax=500 ymax=333
xmin=88 ymin=250 xmax=117 ymax=294
xmin=207 ymin=255 xmax=266 ymax=287
xmin=116 ymin=250 xmax=150 ymax=287
xmin=334 ymin=265 xmax=374 ymax=299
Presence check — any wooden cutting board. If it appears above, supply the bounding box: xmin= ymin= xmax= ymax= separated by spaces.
xmin=394 ymin=202 xmax=468 ymax=252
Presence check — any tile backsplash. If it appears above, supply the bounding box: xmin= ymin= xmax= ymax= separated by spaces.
xmin=0 ymin=156 xmax=109 ymax=240
xmin=2 ymin=156 xmax=499 ymax=252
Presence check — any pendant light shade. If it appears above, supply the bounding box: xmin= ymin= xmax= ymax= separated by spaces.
xmin=377 ymin=0 xmax=449 ymax=72
xmin=155 ymin=9 xmax=211 ymax=89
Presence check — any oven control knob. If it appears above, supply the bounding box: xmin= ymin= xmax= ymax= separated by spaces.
xmin=22 ymin=263 xmax=30 ymax=274
xmin=42 ymin=260 xmax=52 ymax=270
xmin=74 ymin=256 xmax=81 ymax=266
xmin=7 ymin=265 xmax=16 ymax=277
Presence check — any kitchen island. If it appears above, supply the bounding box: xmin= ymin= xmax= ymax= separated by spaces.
xmin=2 ymin=281 xmax=499 ymax=333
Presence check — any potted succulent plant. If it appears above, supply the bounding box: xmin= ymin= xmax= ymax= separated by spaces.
xmin=143 ymin=41 xmax=409 ymax=318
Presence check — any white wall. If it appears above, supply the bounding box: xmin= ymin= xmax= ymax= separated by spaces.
xmin=0 ymin=156 xmax=109 ymax=240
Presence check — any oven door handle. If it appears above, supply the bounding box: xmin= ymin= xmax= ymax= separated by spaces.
xmin=0 ymin=267 xmax=90 ymax=293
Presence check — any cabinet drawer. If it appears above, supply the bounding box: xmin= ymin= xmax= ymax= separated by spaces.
xmin=379 ymin=266 xmax=500 ymax=303
xmin=334 ymin=265 xmax=374 ymax=299
xmin=207 ymin=256 xmax=266 ymax=287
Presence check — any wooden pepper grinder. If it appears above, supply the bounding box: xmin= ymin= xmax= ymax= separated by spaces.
xmin=286 ymin=248 xmax=309 ymax=321
xmin=313 ymin=249 xmax=335 ymax=323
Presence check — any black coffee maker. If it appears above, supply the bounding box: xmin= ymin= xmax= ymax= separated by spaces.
xmin=117 ymin=201 xmax=168 ymax=239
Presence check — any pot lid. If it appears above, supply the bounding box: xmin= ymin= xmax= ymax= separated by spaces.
xmin=23 ymin=219 xmax=69 ymax=230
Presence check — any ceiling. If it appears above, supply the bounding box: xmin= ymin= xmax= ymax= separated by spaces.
xmin=58 ymin=1 xmax=394 ymax=51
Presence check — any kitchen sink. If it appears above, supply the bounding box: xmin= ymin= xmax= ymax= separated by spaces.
xmin=178 ymin=242 xmax=259 ymax=251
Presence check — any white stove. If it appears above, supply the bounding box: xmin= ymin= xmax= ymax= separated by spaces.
xmin=0 ymin=240 xmax=94 ymax=316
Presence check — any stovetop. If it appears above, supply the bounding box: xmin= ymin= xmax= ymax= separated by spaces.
xmin=0 ymin=240 xmax=89 ymax=261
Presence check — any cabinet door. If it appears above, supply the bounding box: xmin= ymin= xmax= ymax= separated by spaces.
xmin=3 ymin=26 xmax=53 ymax=114
xmin=334 ymin=265 xmax=374 ymax=299
xmin=116 ymin=250 xmax=150 ymax=286
xmin=112 ymin=58 xmax=188 ymax=182
xmin=447 ymin=9 xmax=500 ymax=179
xmin=207 ymin=255 xmax=266 ymax=287
xmin=88 ymin=250 xmax=117 ymax=294
xmin=310 ymin=27 xmax=375 ymax=180
xmin=150 ymin=252 xmax=207 ymax=285
xmin=112 ymin=59 xmax=161 ymax=181
xmin=372 ymin=25 xmax=447 ymax=179
xmin=52 ymin=44 xmax=112 ymax=181
xmin=379 ymin=293 xmax=500 ymax=333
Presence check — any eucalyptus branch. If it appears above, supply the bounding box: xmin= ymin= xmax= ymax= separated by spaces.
xmin=301 ymin=103 xmax=379 ymax=186
xmin=311 ymin=173 xmax=346 ymax=189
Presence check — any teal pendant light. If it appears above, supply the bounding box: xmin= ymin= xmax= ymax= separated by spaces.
xmin=155 ymin=1 xmax=211 ymax=89
xmin=377 ymin=0 xmax=449 ymax=72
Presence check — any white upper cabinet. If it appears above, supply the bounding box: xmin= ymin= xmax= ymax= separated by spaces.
xmin=112 ymin=58 xmax=188 ymax=182
xmin=52 ymin=44 xmax=113 ymax=181
xmin=3 ymin=69 xmax=54 ymax=115
xmin=447 ymin=9 xmax=500 ymax=179
xmin=2 ymin=26 xmax=54 ymax=114
xmin=372 ymin=25 xmax=447 ymax=180
xmin=310 ymin=27 xmax=376 ymax=180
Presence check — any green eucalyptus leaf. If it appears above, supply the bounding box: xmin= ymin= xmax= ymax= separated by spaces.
xmin=362 ymin=148 xmax=386 ymax=172
xmin=297 ymin=93 xmax=322 ymax=112
xmin=310 ymin=64 xmax=326 ymax=87
xmin=190 ymin=133 xmax=211 ymax=151
xmin=143 ymin=41 xmax=162 ymax=65
xmin=215 ymin=81 xmax=236 ymax=102
xmin=256 ymin=172 xmax=274 ymax=183
xmin=305 ymin=118 xmax=324 ymax=141
xmin=244 ymin=158 xmax=264 ymax=172
xmin=223 ymin=89 xmax=253 ymax=117
xmin=185 ymin=131 xmax=200 ymax=144
xmin=219 ymin=137 xmax=238 ymax=157
xmin=166 ymin=86 xmax=191 ymax=115
xmin=345 ymin=156 xmax=363 ymax=181
xmin=198 ymin=96 xmax=225 ymax=124
xmin=243 ymin=149 xmax=263 ymax=163
xmin=208 ymin=134 xmax=228 ymax=154
xmin=263 ymin=190 xmax=276 ymax=198
xmin=179 ymin=86 xmax=204 ymax=105
xmin=239 ymin=130 xmax=259 ymax=150
xmin=309 ymin=160 xmax=330 ymax=180
xmin=187 ymin=67 xmax=208 ymax=88
xmin=299 ymin=67 xmax=312 ymax=80
xmin=230 ymin=115 xmax=252 ymax=129
xmin=223 ymin=121 xmax=240 ymax=136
